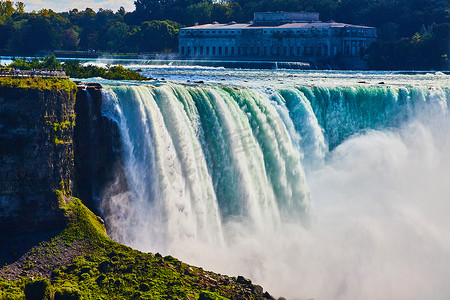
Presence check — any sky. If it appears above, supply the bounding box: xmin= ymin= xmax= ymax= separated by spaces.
xmin=22 ymin=0 xmax=135 ymax=13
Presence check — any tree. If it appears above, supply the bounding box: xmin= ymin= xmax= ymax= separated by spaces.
xmin=137 ymin=20 xmax=181 ymax=52
xmin=107 ymin=22 xmax=129 ymax=52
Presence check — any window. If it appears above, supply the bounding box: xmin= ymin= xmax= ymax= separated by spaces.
xmin=212 ymin=46 xmax=216 ymax=55
xmin=200 ymin=46 xmax=203 ymax=55
xmin=181 ymin=47 xmax=185 ymax=55
xmin=225 ymin=47 xmax=228 ymax=55
xmin=218 ymin=47 xmax=222 ymax=55
xmin=206 ymin=47 xmax=209 ymax=55
xmin=231 ymin=47 xmax=234 ymax=55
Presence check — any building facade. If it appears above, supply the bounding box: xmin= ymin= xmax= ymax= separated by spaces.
xmin=178 ymin=12 xmax=377 ymax=68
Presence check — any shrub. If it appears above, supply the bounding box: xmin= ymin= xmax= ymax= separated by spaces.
xmin=24 ymin=278 xmax=51 ymax=300
xmin=54 ymin=287 xmax=82 ymax=300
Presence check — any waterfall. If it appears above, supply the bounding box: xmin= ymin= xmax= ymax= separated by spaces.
xmin=100 ymin=82 xmax=450 ymax=300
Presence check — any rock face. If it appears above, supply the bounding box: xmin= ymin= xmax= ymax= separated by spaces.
xmin=0 ymin=81 xmax=125 ymax=238
xmin=0 ymin=86 xmax=76 ymax=236
xmin=73 ymin=82 xmax=126 ymax=213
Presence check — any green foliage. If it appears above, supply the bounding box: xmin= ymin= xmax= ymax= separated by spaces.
xmin=134 ymin=20 xmax=181 ymax=52
xmin=367 ymin=23 xmax=450 ymax=70
xmin=54 ymin=286 xmax=82 ymax=300
xmin=5 ymin=56 xmax=148 ymax=80
xmin=0 ymin=77 xmax=77 ymax=92
xmin=0 ymin=277 xmax=25 ymax=298
xmin=62 ymin=60 xmax=148 ymax=80
xmin=9 ymin=55 xmax=62 ymax=69
xmin=47 ymin=119 xmax=74 ymax=146
xmin=24 ymin=278 xmax=51 ymax=300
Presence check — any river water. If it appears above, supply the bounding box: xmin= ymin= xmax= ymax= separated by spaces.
xmin=81 ymin=65 xmax=450 ymax=299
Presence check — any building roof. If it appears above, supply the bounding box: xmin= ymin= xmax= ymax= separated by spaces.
xmin=181 ymin=21 xmax=375 ymax=30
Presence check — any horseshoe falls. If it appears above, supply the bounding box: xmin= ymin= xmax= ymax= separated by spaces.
xmin=97 ymin=72 xmax=450 ymax=300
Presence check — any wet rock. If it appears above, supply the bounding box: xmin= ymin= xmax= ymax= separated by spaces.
xmin=237 ymin=275 xmax=252 ymax=285
xmin=263 ymin=291 xmax=275 ymax=299
xmin=253 ymin=285 xmax=264 ymax=295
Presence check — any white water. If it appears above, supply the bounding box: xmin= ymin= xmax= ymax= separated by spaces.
xmin=99 ymin=72 xmax=450 ymax=300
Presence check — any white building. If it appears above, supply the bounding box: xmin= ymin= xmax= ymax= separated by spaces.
xmin=178 ymin=12 xmax=377 ymax=68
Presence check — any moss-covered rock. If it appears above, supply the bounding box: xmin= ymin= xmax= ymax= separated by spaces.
xmin=1 ymin=195 xmax=272 ymax=299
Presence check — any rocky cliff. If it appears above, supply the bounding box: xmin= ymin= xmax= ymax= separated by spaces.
xmin=73 ymin=82 xmax=126 ymax=214
xmin=0 ymin=82 xmax=76 ymax=237
xmin=0 ymin=79 xmax=125 ymax=239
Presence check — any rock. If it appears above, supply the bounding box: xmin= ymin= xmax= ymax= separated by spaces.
xmin=253 ymin=285 xmax=264 ymax=295
xmin=0 ymin=84 xmax=76 ymax=236
xmin=237 ymin=275 xmax=252 ymax=285
xmin=263 ymin=291 xmax=276 ymax=299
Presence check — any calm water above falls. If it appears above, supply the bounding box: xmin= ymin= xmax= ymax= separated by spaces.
xmin=94 ymin=70 xmax=450 ymax=300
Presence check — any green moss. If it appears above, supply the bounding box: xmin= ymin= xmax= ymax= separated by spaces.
xmin=0 ymin=193 xmax=264 ymax=299
xmin=0 ymin=77 xmax=77 ymax=93
xmin=46 ymin=115 xmax=75 ymax=148
xmin=0 ymin=277 xmax=25 ymax=299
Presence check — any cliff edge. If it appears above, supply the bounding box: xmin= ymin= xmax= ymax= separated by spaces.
xmin=0 ymin=78 xmax=77 ymax=237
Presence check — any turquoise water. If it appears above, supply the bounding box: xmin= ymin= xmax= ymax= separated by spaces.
xmin=96 ymin=70 xmax=450 ymax=299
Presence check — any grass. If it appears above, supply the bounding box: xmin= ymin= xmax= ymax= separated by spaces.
xmin=0 ymin=77 xmax=77 ymax=93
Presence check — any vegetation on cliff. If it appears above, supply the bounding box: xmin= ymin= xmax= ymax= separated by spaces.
xmin=62 ymin=60 xmax=148 ymax=80
xmin=3 ymin=56 xmax=149 ymax=80
xmin=0 ymin=193 xmax=270 ymax=299
xmin=0 ymin=77 xmax=77 ymax=93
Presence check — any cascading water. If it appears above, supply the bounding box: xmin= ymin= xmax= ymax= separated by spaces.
xmin=99 ymin=76 xmax=450 ymax=300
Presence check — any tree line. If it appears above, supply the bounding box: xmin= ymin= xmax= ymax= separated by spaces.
xmin=0 ymin=0 xmax=448 ymax=69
